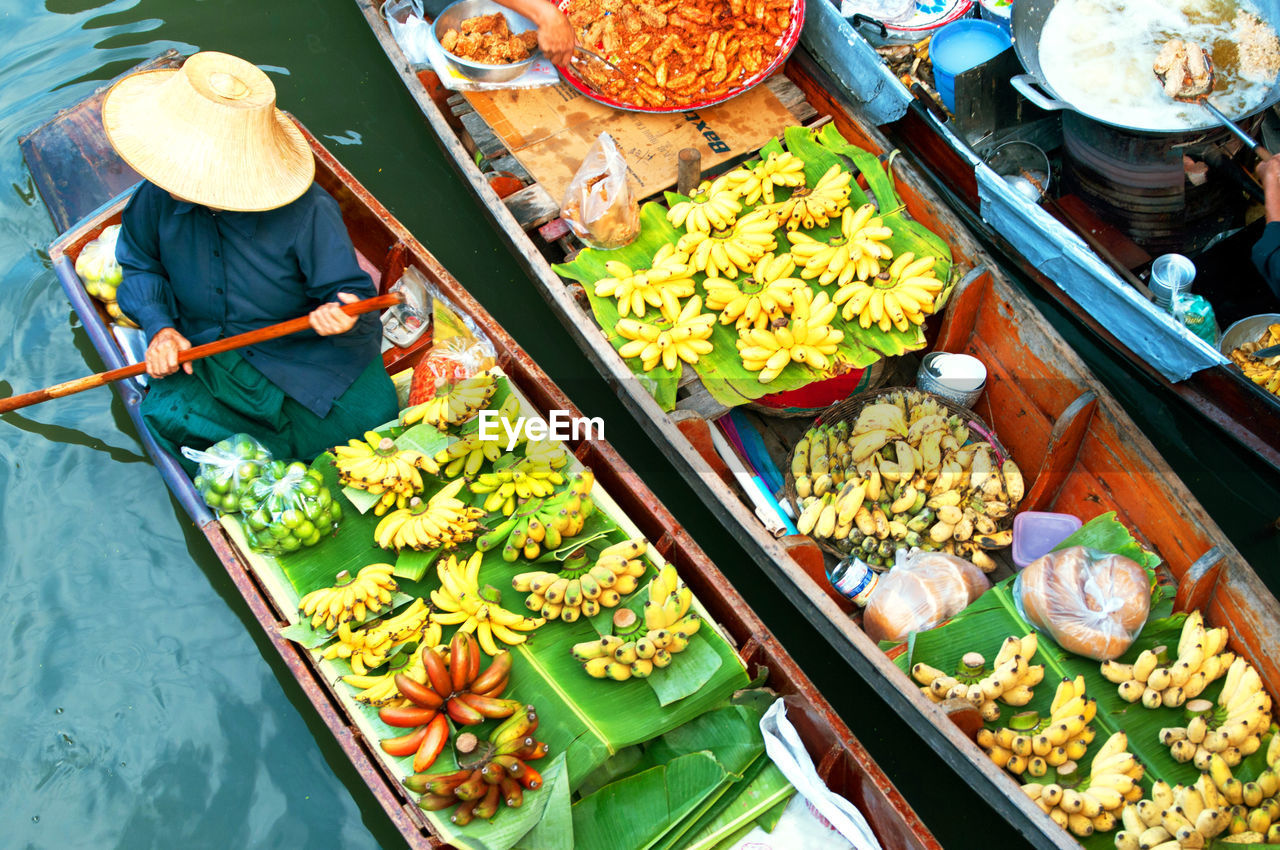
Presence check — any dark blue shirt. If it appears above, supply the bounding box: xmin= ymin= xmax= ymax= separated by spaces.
xmin=1252 ymin=221 xmax=1280 ymax=300
xmin=116 ymin=180 xmax=382 ymax=418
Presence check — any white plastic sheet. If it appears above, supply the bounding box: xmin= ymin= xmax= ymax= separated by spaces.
xmin=755 ymin=698 xmax=883 ymax=850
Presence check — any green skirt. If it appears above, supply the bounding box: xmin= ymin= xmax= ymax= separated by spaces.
xmin=141 ymin=350 xmax=398 ymax=474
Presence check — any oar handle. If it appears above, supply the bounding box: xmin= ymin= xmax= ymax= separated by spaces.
xmin=0 ymin=292 xmax=403 ymax=414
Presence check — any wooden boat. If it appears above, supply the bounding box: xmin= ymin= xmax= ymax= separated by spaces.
xmin=19 ymin=51 xmax=937 ymax=850
xmin=797 ymin=0 xmax=1280 ymax=472
xmin=357 ymin=8 xmax=1280 ymax=847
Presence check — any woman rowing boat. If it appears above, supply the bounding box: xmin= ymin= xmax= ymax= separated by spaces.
xmin=102 ymin=51 xmax=398 ymax=469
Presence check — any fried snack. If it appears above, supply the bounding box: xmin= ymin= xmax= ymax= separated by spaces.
xmin=442 ymin=13 xmax=539 ymax=65
xmin=1229 ymin=322 xmax=1280 ymax=395
xmin=565 ymin=0 xmax=795 ymax=108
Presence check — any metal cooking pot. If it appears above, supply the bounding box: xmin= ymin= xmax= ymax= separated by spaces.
xmin=1009 ymin=0 xmax=1280 ymax=134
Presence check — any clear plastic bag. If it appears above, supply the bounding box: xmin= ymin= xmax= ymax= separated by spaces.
xmin=183 ymin=433 xmax=273 ymax=514
xmin=406 ymin=280 xmax=498 ymax=406
xmin=839 ymin=0 xmax=916 ymax=25
xmin=1013 ymin=546 xmax=1151 ymax=661
xmin=241 ymin=461 xmax=343 ymax=555
xmin=862 ymin=550 xmax=990 ymax=643
xmin=560 ymin=132 xmax=641 ymax=250
xmin=75 ymin=224 xmax=123 ymax=299
xmin=383 ymin=0 xmax=434 ymax=65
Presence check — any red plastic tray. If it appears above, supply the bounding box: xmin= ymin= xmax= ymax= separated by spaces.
xmin=554 ymin=0 xmax=807 ymax=113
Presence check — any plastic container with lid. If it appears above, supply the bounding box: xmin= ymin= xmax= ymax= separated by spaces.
xmin=1012 ymin=511 xmax=1083 ymax=569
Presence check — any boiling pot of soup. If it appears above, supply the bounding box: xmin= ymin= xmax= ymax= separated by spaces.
xmin=1010 ymin=0 xmax=1280 ymax=133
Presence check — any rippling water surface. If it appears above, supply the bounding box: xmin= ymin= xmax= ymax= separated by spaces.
xmin=1 ymin=2 xmax=1276 ymax=849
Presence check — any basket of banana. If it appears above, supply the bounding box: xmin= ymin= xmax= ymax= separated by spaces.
xmin=786 ymin=386 xmax=1024 ymax=571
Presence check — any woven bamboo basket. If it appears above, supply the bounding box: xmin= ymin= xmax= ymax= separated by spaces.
xmin=784 ymin=386 xmax=1015 ymax=561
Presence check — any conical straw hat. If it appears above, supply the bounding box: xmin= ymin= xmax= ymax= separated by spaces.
xmin=102 ymin=52 xmax=314 ymax=212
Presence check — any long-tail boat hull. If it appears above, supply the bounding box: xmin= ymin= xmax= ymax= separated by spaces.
xmin=357 ymin=9 xmax=1280 ymax=847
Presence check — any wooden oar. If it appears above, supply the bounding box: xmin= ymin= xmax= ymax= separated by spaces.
xmin=0 ymin=292 xmax=402 ymax=414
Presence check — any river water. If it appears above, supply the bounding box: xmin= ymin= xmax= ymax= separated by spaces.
xmin=1 ymin=2 xmax=1276 ymax=848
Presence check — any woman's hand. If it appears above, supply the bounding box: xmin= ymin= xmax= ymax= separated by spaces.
xmin=533 ymin=5 xmax=576 ymax=67
xmin=145 ymin=327 xmax=192 ymax=378
xmin=310 ymin=291 xmax=360 ymax=336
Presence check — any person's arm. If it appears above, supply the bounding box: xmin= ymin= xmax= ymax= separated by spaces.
xmin=493 ymin=0 xmax=575 ymax=67
xmin=1253 ymin=159 xmax=1280 ymax=299
xmin=116 ymin=184 xmax=192 ymax=376
xmin=297 ymin=190 xmax=380 ymax=344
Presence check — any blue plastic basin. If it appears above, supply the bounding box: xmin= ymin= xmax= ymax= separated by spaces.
xmin=931 ymin=18 xmax=1012 ymax=112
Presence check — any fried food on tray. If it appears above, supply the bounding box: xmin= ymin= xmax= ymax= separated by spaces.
xmin=1229 ymin=323 xmax=1280 ymax=395
xmin=564 ymin=0 xmax=795 ymax=108
xmin=441 ymin=13 xmax=539 ymax=65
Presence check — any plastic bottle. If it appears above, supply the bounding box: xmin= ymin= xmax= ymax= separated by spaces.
xmin=826 ymin=555 xmax=880 ymax=606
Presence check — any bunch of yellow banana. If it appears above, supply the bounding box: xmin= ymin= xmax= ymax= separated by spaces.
xmin=333 ymin=432 xmax=440 ymax=515
xmin=373 ymin=479 xmax=486 ymax=552
xmin=401 ymin=372 xmax=498 ymax=430
xmin=832 ymin=252 xmax=945 ymax=331
xmin=430 ymin=551 xmax=546 ymax=655
xmin=343 ymin=647 xmax=435 ymax=707
xmin=616 ymin=295 xmax=716 ymax=372
xmin=513 ymin=538 xmax=647 ymax=622
xmin=433 ymin=396 xmax=521 ymax=478
xmin=677 ymin=208 xmax=780 ymax=278
xmin=572 ymin=563 xmax=700 ymax=681
xmin=703 ymin=252 xmax=803 ymax=331
xmin=912 ymin=633 xmax=1044 ymax=722
xmin=786 ymin=204 xmax=895 ymax=287
xmin=298 ymin=563 xmax=399 ymax=631
xmin=666 ymin=185 xmax=743 ymax=235
xmin=475 ymin=470 xmax=596 ymax=561
xmin=1121 ymin=765 xmax=1280 ymax=849
xmin=1113 ymin=773 xmax=1241 ymax=850
xmin=1162 ymin=752 xmax=1280 ymax=844
xmin=469 ymin=461 xmax=566 ymax=515
xmin=1102 ymin=610 xmax=1235 ymax=716
xmin=976 ymin=675 xmax=1100 ymax=781
xmin=593 ymin=245 xmax=696 ymax=318
xmin=321 ymin=598 xmax=442 ymax=675
xmin=1157 ymin=656 xmax=1271 ymax=771
xmin=1021 ymin=731 xmax=1144 ymax=839
xmin=736 ymin=287 xmax=843 ymax=383
xmin=772 ymin=164 xmax=853 ymax=231
xmin=718 ymin=150 xmax=808 ymax=206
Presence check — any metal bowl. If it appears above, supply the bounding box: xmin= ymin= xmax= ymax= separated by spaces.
xmin=431 ymin=0 xmax=540 ymax=83
xmin=916 ymin=351 xmax=986 ymax=408
xmin=1219 ymin=313 xmax=1280 ymax=356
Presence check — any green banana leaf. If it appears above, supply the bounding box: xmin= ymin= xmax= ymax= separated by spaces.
xmin=571 ymin=752 xmax=731 ymax=850
xmin=892 ymin=513 xmax=1226 ymax=850
xmin=512 ymin=751 xmax=573 ymax=850
xmin=683 ymin=761 xmax=793 ymax=850
xmin=553 ymin=126 xmax=953 ymax=410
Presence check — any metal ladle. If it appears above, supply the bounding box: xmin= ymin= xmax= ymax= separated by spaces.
xmin=1156 ymin=44 xmax=1272 ymax=161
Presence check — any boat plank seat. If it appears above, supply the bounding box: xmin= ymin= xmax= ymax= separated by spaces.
xmin=1047 ymin=194 xmax=1153 ymax=274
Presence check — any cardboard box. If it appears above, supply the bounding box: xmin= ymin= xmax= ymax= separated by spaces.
xmin=464 ymin=80 xmax=796 ymax=203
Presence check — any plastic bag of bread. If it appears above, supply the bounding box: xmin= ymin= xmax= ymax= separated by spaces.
xmin=863 ymin=550 xmax=991 ymax=644
xmin=1014 ymin=546 xmax=1151 ymax=661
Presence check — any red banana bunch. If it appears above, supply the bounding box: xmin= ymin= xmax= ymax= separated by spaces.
xmin=378 ymin=632 xmax=520 ymax=771
xmin=403 ymin=705 xmax=548 ymax=824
